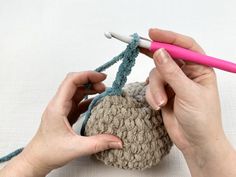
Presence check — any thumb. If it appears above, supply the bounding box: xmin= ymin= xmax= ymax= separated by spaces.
xmin=76 ymin=134 xmax=122 ymax=156
xmin=153 ymin=48 xmax=195 ymax=99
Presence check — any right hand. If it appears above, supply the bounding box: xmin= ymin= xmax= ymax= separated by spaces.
xmin=142 ymin=28 xmax=236 ymax=177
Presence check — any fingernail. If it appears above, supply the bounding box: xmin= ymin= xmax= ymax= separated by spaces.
xmin=155 ymin=106 xmax=161 ymax=111
xmin=157 ymin=99 xmax=165 ymax=108
xmin=109 ymin=141 xmax=123 ymax=149
xmin=100 ymin=73 xmax=107 ymax=77
xmin=149 ymin=28 xmax=155 ymax=31
xmin=154 ymin=48 xmax=169 ymax=65
xmin=154 ymin=95 xmax=165 ymax=110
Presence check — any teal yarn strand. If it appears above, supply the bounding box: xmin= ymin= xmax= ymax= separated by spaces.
xmin=0 ymin=147 xmax=24 ymax=163
xmin=0 ymin=33 xmax=140 ymax=163
xmin=80 ymin=33 xmax=140 ymax=135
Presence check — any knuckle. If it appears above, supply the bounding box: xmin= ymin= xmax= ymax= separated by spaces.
xmin=45 ymin=101 xmax=56 ymax=114
xmin=209 ymin=68 xmax=216 ymax=77
xmin=80 ymin=71 xmax=90 ymax=78
xmin=207 ymin=68 xmax=217 ymax=83
xmin=188 ymin=37 xmax=197 ymax=49
xmin=66 ymin=72 xmax=75 ymax=78
xmin=66 ymin=72 xmax=76 ymax=79
xmin=73 ymin=71 xmax=91 ymax=80
xmin=188 ymin=36 xmax=196 ymax=43
xmin=202 ymin=67 xmax=217 ymax=79
xmin=65 ymin=71 xmax=93 ymax=82
xmin=164 ymin=64 xmax=179 ymax=76
xmin=41 ymin=102 xmax=55 ymax=122
xmin=93 ymin=142 xmax=101 ymax=153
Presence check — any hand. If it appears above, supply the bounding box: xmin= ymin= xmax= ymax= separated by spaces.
xmin=0 ymin=71 xmax=122 ymax=177
xmin=142 ymin=28 xmax=236 ymax=177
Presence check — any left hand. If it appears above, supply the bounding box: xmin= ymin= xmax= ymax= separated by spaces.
xmin=0 ymin=71 xmax=122 ymax=177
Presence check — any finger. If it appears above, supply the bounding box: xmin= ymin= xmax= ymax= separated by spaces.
xmin=161 ymin=99 xmax=181 ymax=142
xmin=77 ymin=98 xmax=93 ymax=115
xmin=176 ymin=59 xmax=186 ymax=68
xmin=68 ymin=98 xmax=93 ymax=125
xmin=146 ymin=85 xmax=160 ymax=110
xmin=149 ymin=28 xmax=205 ymax=53
xmin=75 ymin=134 xmax=122 ymax=156
xmin=56 ymin=71 xmax=107 ymax=104
xmin=73 ymin=82 xmax=106 ymax=103
xmin=181 ymin=63 xmax=216 ymax=86
xmin=140 ymin=45 xmax=186 ymax=68
xmin=92 ymin=82 xmax=106 ymax=93
xmin=66 ymin=81 xmax=106 ymax=122
xmin=147 ymin=68 xmax=168 ymax=108
xmin=148 ymin=28 xmax=215 ymax=76
xmin=153 ymin=48 xmax=196 ymax=99
xmin=142 ymin=44 xmax=213 ymax=83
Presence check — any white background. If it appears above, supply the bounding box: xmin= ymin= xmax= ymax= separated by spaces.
xmin=0 ymin=0 xmax=236 ymax=176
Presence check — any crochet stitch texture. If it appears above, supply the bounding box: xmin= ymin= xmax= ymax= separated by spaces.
xmin=0 ymin=33 xmax=173 ymax=170
xmin=84 ymin=82 xmax=173 ymax=170
xmin=80 ymin=33 xmax=173 ymax=170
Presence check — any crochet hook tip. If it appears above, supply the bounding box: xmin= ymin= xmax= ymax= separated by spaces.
xmin=104 ymin=32 xmax=112 ymax=39
xmin=104 ymin=31 xmax=151 ymax=49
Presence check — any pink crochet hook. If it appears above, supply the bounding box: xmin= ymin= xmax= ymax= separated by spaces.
xmin=105 ymin=32 xmax=236 ymax=73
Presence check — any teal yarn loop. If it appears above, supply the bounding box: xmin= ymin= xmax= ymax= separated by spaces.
xmin=0 ymin=33 xmax=140 ymax=163
xmin=80 ymin=33 xmax=140 ymax=135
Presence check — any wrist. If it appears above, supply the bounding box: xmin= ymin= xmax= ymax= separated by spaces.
xmin=182 ymin=133 xmax=236 ymax=177
xmin=0 ymin=149 xmax=50 ymax=177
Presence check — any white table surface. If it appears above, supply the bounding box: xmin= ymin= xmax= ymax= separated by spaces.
xmin=0 ymin=0 xmax=236 ymax=176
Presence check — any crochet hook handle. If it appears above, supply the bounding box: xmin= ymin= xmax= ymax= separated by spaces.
xmin=105 ymin=32 xmax=236 ymax=73
xmin=150 ymin=42 xmax=236 ymax=73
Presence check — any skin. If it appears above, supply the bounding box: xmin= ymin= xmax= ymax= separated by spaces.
xmin=142 ymin=28 xmax=236 ymax=177
xmin=0 ymin=71 xmax=122 ymax=177
xmin=0 ymin=28 xmax=236 ymax=177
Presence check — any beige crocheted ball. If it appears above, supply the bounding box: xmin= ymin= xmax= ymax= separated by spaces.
xmin=85 ymin=82 xmax=173 ymax=170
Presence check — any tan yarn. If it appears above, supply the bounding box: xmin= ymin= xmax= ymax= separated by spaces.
xmin=85 ymin=82 xmax=173 ymax=170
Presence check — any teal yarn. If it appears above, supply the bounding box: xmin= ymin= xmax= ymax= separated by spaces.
xmin=0 ymin=33 xmax=140 ymax=163
xmin=80 ymin=33 xmax=140 ymax=135
xmin=0 ymin=147 xmax=23 ymax=163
